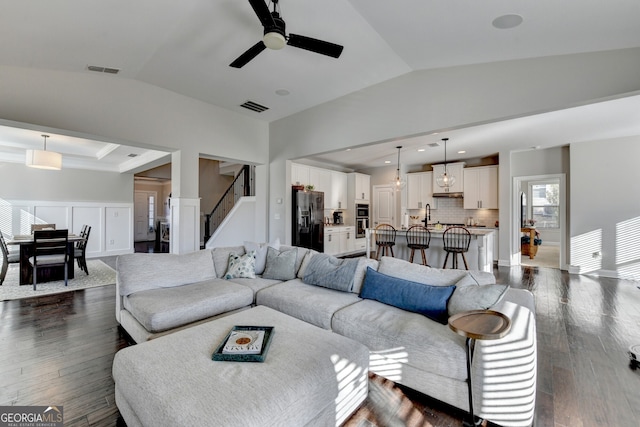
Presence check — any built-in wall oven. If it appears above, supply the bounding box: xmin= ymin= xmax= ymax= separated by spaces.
xmin=355 ymin=203 xmax=369 ymax=238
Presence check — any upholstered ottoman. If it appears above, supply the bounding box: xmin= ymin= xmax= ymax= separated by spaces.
xmin=112 ymin=305 xmax=369 ymax=427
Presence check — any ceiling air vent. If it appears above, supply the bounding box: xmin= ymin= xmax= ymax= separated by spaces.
xmin=240 ymin=100 xmax=269 ymax=113
xmin=87 ymin=65 xmax=120 ymax=74
xmin=428 ymin=142 xmax=440 ymax=148
xmin=128 ymin=153 xmax=138 ymax=158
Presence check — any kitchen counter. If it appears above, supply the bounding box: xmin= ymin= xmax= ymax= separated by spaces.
xmin=365 ymin=227 xmax=495 ymax=272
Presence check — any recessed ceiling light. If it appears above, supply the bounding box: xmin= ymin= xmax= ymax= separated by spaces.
xmin=457 ymin=150 xmax=466 ymax=154
xmin=418 ymin=148 xmax=425 ymax=152
xmin=346 ymin=148 xmax=351 ymax=151
xmin=384 ymin=160 xmax=391 ymax=164
xmin=492 ymin=14 xmax=523 ymax=29
xmin=275 ymin=89 xmax=290 ymax=96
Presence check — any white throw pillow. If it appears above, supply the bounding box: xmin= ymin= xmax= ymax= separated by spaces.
xmin=244 ymin=238 xmax=280 ymax=275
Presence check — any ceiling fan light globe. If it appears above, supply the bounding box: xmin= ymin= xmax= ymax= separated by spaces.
xmin=263 ymin=32 xmax=286 ymax=50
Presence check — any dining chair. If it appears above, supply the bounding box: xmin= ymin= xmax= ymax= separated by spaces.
xmin=406 ymin=225 xmax=431 ymax=265
xmin=442 ymin=226 xmax=471 ymax=269
xmin=374 ymin=224 xmax=396 ymax=260
xmin=28 ymin=229 xmax=70 ymax=290
xmin=74 ymin=225 xmax=91 ymax=275
xmin=1 ymin=233 xmax=20 ymax=286
xmin=31 ymin=223 xmax=56 ymax=233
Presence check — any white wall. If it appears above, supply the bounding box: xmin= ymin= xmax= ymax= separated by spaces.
xmin=0 ymin=66 xmax=268 ymax=166
xmin=0 ymin=162 xmax=133 ymax=202
xmin=1 ymin=199 xmax=133 ymax=259
xmin=205 ymin=197 xmax=256 ymax=249
xmin=570 ymin=136 xmax=640 ymax=279
xmin=0 ymin=164 xmax=136 ymax=257
xmin=0 ymin=66 xmax=270 ymax=251
xmin=268 ymin=48 xmax=640 ymax=245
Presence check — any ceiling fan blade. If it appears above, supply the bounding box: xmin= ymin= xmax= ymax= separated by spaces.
xmin=230 ymin=41 xmax=267 ymax=68
xmin=248 ymin=0 xmax=276 ymax=28
xmin=287 ymin=34 xmax=344 ymax=58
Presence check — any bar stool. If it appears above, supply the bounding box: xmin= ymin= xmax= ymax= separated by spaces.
xmin=406 ymin=225 xmax=431 ymax=265
xmin=442 ymin=226 xmax=471 ymax=269
xmin=374 ymin=224 xmax=396 ymax=260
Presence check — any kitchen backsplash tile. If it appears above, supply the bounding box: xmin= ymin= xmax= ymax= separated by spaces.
xmin=407 ymin=198 xmax=499 ymax=227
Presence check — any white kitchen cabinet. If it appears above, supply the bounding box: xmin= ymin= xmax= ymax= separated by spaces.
xmin=291 ymin=163 xmax=309 ymax=186
xmin=348 ymin=173 xmax=370 ymax=202
xmin=463 ymin=165 xmax=498 ymax=209
xmin=329 ymin=171 xmax=347 ymax=210
xmin=341 ymin=226 xmax=355 ymax=253
xmin=407 ymin=172 xmax=435 ymax=209
xmin=324 ymin=227 xmax=340 ymax=255
xmin=309 ymin=167 xmax=331 ymax=195
xmin=432 ymin=162 xmax=465 ymax=194
xmin=324 ymin=226 xmax=355 ymax=255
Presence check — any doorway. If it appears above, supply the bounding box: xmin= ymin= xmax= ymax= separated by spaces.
xmin=513 ymin=174 xmax=566 ymax=269
xmin=134 ymin=191 xmax=157 ymax=242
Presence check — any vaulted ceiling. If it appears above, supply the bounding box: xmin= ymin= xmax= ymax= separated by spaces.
xmin=1 ymin=0 xmax=639 ymax=171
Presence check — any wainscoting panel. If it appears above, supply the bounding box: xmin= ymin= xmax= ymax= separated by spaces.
xmin=2 ymin=200 xmax=133 ymax=258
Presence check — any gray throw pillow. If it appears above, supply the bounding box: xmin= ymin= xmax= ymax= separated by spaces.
xmin=262 ymin=247 xmax=297 ymax=280
xmin=302 ymin=253 xmax=359 ymax=292
xmin=447 ymin=284 xmax=509 ymax=317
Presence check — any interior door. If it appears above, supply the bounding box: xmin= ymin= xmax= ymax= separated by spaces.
xmin=134 ymin=191 xmax=156 ymax=242
xmin=372 ymin=185 xmax=395 ymax=228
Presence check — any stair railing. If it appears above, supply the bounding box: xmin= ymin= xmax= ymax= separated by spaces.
xmin=204 ymin=165 xmax=253 ymax=242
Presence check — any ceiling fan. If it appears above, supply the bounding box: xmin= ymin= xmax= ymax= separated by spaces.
xmin=230 ymin=0 xmax=344 ymax=68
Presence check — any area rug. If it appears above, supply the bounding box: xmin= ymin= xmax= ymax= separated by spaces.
xmin=0 ymin=260 xmax=116 ymax=301
xmin=521 ymin=244 xmax=560 ymax=269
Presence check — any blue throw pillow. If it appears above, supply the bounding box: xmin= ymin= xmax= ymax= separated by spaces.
xmin=360 ymin=267 xmax=455 ymax=324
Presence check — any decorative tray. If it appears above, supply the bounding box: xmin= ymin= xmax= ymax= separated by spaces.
xmin=212 ymin=325 xmax=274 ymax=362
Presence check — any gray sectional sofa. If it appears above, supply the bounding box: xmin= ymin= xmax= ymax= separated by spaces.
xmin=115 ymin=244 xmax=536 ymax=426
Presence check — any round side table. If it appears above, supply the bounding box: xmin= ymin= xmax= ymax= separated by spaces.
xmin=448 ymin=309 xmax=512 ymax=426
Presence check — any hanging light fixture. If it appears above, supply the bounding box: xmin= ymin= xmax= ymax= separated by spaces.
xmin=392 ymin=145 xmax=406 ymax=189
xmin=436 ymin=138 xmax=455 ymax=189
xmin=25 ymin=134 xmax=62 ymax=170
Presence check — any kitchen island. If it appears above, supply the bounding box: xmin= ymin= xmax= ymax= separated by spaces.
xmin=365 ymin=227 xmax=495 ymax=272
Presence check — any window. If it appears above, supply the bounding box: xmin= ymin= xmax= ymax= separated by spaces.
xmin=148 ymin=195 xmax=155 ymax=233
xmin=530 ymin=183 xmax=559 ymax=228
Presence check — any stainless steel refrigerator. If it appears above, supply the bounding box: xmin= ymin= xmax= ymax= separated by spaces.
xmin=292 ymin=187 xmax=324 ymax=252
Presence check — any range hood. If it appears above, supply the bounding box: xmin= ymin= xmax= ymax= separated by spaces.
xmin=433 ymin=192 xmax=464 ymax=198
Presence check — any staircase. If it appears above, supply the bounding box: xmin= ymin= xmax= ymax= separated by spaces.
xmin=204 ymin=165 xmax=254 ymax=242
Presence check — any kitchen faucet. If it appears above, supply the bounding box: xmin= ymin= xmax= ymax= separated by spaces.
xmin=424 ymin=203 xmax=431 ymax=226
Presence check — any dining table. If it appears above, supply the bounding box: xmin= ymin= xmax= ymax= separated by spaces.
xmin=6 ymin=233 xmax=85 ymax=285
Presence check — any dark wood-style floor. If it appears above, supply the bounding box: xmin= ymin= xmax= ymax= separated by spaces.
xmin=2 ymin=264 xmax=640 ymax=426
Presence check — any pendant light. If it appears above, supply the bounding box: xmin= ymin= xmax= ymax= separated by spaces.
xmin=25 ymin=134 xmax=62 ymax=170
xmin=436 ymin=138 xmax=455 ymax=189
xmin=392 ymin=146 xmax=406 ymax=189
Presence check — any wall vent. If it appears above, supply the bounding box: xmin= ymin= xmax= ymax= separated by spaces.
xmin=87 ymin=65 xmax=120 ymax=74
xmin=240 ymin=100 xmax=269 ymax=113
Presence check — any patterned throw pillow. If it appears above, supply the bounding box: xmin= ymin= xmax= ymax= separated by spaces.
xmin=224 ymin=251 xmax=257 ymax=279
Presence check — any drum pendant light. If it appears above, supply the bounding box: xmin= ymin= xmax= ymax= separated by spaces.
xmin=25 ymin=134 xmax=62 ymax=170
